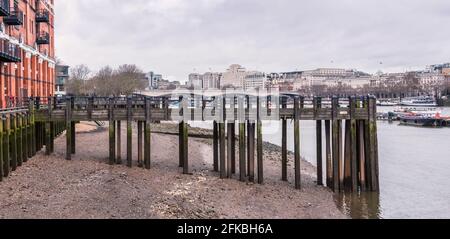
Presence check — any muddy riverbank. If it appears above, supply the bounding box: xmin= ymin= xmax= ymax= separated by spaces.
xmin=0 ymin=122 xmax=346 ymax=219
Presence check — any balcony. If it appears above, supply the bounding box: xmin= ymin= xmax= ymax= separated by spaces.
xmin=36 ymin=32 xmax=50 ymax=45
xmin=36 ymin=9 xmax=50 ymax=23
xmin=0 ymin=0 xmax=9 ymax=16
xmin=0 ymin=39 xmax=21 ymax=63
xmin=3 ymin=9 xmax=24 ymax=25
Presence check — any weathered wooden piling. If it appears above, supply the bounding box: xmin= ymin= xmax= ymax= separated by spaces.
xmin=368 ymin=97 xmax=380 ymax=192
xmin=294 ymin=96 xmax=301 ymax=190
xmin=70 ymin=98 xmax=76 ymax=155
xmin=256 ymin=96 xmax=264 ymax=185
xmin=3 ymin=115 xmax=9 ymax=177
xmin=227 ymin=122 xmax=233 ymax=178
xmin=30 ymin=99 xmax=36 ymax=157
xmin=10 ymin=113 xmax=17 ymax=171
xmin=66 ymin=97 xmax=72 ymax=160
xmin=350 ymin=97 xmax=358 ymax=192
xmin=144 ymin=98 xmax=151 ymax=169
xmin=281 ymin=97 xmax=288 ymax=182
xmin=325 ymin=120 xmax=332 ymax=188
xmin=219 ymin=97 xmax=226 ymax=179
xmin=45 ymin=98 xmax=52 ymax=156
xmin=137 ymin=121 xmax=143 ymax=168
xmin=116 ymin=121 xmax=122 ymax=164
xmin=109 ymin=98 xmax=116 ymax=165
xmin=230 ymin=122 xmax=236 ymax=175
xmin=127 ymin=97 xmax=133 ymax=167
xmin=213 ymin=121 xmax=219 ymax=172
xmin=238 ymin=96 xmax=246 ymax=182
xmin=331 ymin=97 xmax=340 ymax=192
xmin=247 ymin=122 xmax=255 ymax=182
xmin=315 ymin=97 xmax=323 ymax=186
xmin=344 ymin=119 xmax=352 ymax=191
xmin=17 ymin=113 xmax=23 ymax=166
xmin=182 ymin=121 xmax=189 ymax=174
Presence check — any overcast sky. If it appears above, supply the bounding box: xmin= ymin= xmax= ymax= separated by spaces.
xmin=55 ymin=0 xmax=450 ymax=82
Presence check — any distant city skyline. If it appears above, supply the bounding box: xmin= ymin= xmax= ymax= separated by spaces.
xmin=56 ymin=0 xmax=450 ymax=83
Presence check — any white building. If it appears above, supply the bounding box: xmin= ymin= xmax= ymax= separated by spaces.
xmin=221 ymin=64 xmax=247 ymax=88
xmin=202 ymin=72 xmax=221 ymax=89
xmin=188 ymin=73 xmax=203 ymax=89
xmin=244 ymin=71 xmax=266 ymax=90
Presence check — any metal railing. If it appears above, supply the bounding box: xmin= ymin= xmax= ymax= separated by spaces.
xmin=0 ymin=38 xmax=21 ymax=61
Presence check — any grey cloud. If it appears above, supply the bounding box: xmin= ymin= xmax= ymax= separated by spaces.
xmin=56 ymin=0 xmax=450 ymax=82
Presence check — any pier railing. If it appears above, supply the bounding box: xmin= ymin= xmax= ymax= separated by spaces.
xmin=0 ymin=94 xmax=380 ymax=193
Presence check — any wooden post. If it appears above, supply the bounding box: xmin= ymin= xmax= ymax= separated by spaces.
xmin=344 ymin=119 xmax=352 ymax=192
xmin=364 ymin=97 xmax=372 ymax=191
xmin=3 ymin=116 xmax=9 ymax=177
xmin=294 ymin=96 xmax=301 ymax=190
xmin=179 ymin=122 xmax=184 ymax=168
xmin=239 ymin=122 xmax=246 ymax=182
xmin=281 ymin=96 xmax=288 ymax=182
xmin=10 ymin=114 xmax=17 ymax=171
xmin=127 ymin=96 xmax=132 ymax=167
xmin=227 ymin=122 xmax=233 ymax=178
xmin=48 ymin=96 xmax=54 ymax=154
xmin=332 ymin=97 xmax=340 ymax=192
xmin=219 ymin=121 xmax=226 ymax=179
xmin=247 ymin=122 xmax=255 ymax=182
xmin=238 ymin=95 xmax=246 ymax=182
xmin=71 ymin=121 xmax=76 ymax=154
xmin=66 ymin=97 xmax=72 ymax=160
xmin=338 ymin=118 xmax=344 ymax=191
xmin=70 ymin=98 xmax=76 ymax=154
xmin=45 ymin=98 xmax=52 ymax=156
xmin=29 ymin=98 xmax=36 ymax=157
xmin=350 ymin=97 xmax=358 ymax=192
xmin=109 ymin=98 xmax=116 ymax=165
xmin=116 ymin=121 xmax=122 ymax=164
xmin=144 ymin=98 xmax=151 ymax=170
xmin=368 ymin=97 xmax=380 ymax=192
xmin=219 ymin=97 xmax=226 ymax=179
xmin=231 ymin=122 xmax=236 ymax=175
xmin=325 ymin=120 xmax=332 ymax=188
xmin=256 ymin=95 xmax=263 ymax=185
xmin=22 ymin=113 xmax=29 ymax=162
xmin=16 ymin=113 xmax=23 ymax=167
xmin=315 ymin=97 xmax=323 ymax=186
xmin=358 ymin=118 xmax=367 ymax=192
xmin=213 ymin=121 xmax=219 ymax=172
xmin=137 ymin=121 xmax=143 ymax=168
xmin=178 ymin=96 xmax=184 ymax=168
xmin=182 ymin=121 xmax=189 ymax=175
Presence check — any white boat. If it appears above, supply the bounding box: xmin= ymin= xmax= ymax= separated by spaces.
xmin=394 ymin=107 xmax=442 ymax=118
xmin=377 ymin=100 xmax=398 ymax=106
xmin=400 ymin=97 xmax=437 ymax=107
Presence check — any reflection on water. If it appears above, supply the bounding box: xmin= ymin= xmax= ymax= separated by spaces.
xmin=335 ymin=192 xmax=381 ymax=219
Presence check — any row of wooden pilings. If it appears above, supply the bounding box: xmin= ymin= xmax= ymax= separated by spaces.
xmin=178 ymin=96 xmax=379 ymax=193
xmin=0 ymin=100 xmax=66 ymax=182
xmin=39 ymin=94 xmax=379 ymax=193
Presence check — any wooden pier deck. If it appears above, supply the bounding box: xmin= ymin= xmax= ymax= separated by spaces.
xmin=0 ymin=94 xmax=380 ymax=193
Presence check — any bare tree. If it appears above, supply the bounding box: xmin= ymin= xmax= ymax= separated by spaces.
xmin=66 ymin=65 xmax=91 ymax=95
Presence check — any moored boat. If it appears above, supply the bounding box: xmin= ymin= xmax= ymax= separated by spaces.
xmin=399 ymin=115 xmax=448 ymax=127
xmin=400 ymin=96 xmax=437 ymax=107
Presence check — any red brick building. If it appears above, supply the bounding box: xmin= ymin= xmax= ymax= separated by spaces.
xmin=0 ymin=0 xmax=55 ymax=108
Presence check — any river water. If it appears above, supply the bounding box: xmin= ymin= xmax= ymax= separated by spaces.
xmin=190 ymin=107 xmax=450 ymax=219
